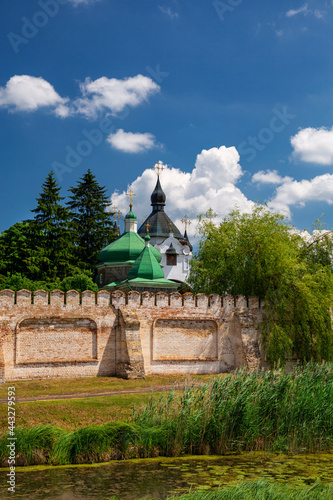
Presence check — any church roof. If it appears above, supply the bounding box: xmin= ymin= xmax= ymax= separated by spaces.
xmin=166 ymin=243 xmax=178 ymax=255
xmin=98 ymin=231 xmax=145 ymax=264
xmin=138 ymin=211 xmax=183 ymax=240
xmin=104 ymin=234 xmax=178 ymax=290
xmin=125 ymin=204 xmax=137 ymax=220
xmin=138 ymin=176 xmax=183 ymax=240
xmin=98 ymin=207 xmax=162 ymax=265
xmin=128 ymin=234 xmax=164 ymax=281
xmin=150 ymin=176 xmax=166 ymax=208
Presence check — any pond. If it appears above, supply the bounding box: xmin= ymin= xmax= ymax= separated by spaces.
xmin=0 ymin=453 xmax=332 ymax=499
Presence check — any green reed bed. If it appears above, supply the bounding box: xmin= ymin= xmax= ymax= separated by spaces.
xmin=0 ymin=424 xmax=65 ymax=465
xmin=165 ymin=479 xmax=333 ymax=500
xmin=1 ymin=363 xmax=332 ymax=465
xmin=132 ymin=362 xmax=333 ymax=455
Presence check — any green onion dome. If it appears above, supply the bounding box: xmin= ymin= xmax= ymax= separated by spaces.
xmin=125 ymin=204 xmax=137 ymax=220
xmin=98 ymin=232 xmax=162 ymax=264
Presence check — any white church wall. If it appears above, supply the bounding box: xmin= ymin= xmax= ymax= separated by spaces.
xmin=154 ymin=235 xmax=192 ymax=283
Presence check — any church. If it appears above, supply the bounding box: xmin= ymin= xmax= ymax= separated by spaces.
xmin=96 ymin=163 xmax=193 ymax=293
xmin=0 ymin=166 xmax=264 ymax=383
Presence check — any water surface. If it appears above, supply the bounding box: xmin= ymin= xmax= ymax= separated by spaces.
xmin=0 ymin=453 xmax=332 ymax=499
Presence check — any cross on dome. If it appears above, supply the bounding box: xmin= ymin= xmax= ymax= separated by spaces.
xmin=126 ymin=188 xmax=136 ymax=206
xmin=153 ymin=161 xmax=164 ymax=176
xmin=113 ymin=208 xmax=123 ymax=235
xmin=181 ymin=215 xmax=191 ymax=231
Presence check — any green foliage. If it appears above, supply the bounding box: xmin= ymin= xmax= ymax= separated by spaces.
xmin=0 ymin=425 xmax=65 ymax=465
xmin=0 ymin=272 xmax=98 ymax=293
xmin=27 ymin=171 xmax=78 ymax=280
xmin=132 ymin=363 xmax=333 ymax=456
xmin=0 ymin=222 xmax=32 ymax=276
xmin=2 ymin=364 xmax=333 ymax=465
xmin=189 ymin=206 xmax=333 ymax=366
xmin=51 ymin=422 xmax=141 ymax=464
xmin=0 ymin=170 xmax=116 ymax=286
xmin=0 ymin=273 xmax=60 ymax=292
xmin=58 ymin=273 xmax=98 ymax=293
xmin=67 ymin=169 xmax=117 ymax=274
xmin=168 ymin=479 xmax=333 ymax=500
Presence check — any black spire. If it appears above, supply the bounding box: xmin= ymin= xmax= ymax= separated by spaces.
xmin=151 ymin=176 xmax=166 ymax=212
xmin=180 ymin=229 xmax=193 ymax=251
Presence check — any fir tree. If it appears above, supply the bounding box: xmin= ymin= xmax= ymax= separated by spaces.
xmin=67 ymin=169 xmax=117 ymax=273
xmin=29 ymin=171 xmax=77 ymax=280
xmin=0 ymin=222 xmax=34 ymax=277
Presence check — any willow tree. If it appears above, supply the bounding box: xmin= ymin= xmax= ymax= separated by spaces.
xmin=189 ymin=206 xmax=333 ymax=366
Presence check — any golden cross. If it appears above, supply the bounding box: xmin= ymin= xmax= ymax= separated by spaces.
xmin=114 ymin=210 xmax=123 ymax=234
xmin=153 ymin=161 xmax=164 ymax=176
xmin=146 ymin=220 xmax=151 ymax=232
xmin=126 ymin=189 xmax=135 ymax=205
xmin=181 ymin=215 xmax=191 ymax=231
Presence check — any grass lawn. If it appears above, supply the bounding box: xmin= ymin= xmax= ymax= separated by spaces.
xmin=0 ymin=374 xmax=221 ymax=437
xmin=0 ymin=392 xmax=164 ymax=436
xmin=0 ymin=373 xmax=218 ymax=400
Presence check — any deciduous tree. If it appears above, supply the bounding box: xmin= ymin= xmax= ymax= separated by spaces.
xmin=189 ymin=205 xmax=333 ymax=366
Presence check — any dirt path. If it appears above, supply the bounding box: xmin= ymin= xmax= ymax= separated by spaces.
xmin=0 ymin=383 xmax=198 ymax=404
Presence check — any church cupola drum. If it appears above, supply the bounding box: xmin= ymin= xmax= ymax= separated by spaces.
xmin=138 ymin=162 xmax=193 ymax=283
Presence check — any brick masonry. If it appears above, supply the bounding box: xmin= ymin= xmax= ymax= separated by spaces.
xmin=0 ymin=289 xmax=264 ymax=381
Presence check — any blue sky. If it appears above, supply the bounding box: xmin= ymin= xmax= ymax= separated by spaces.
xmin=1 ymin=0 xmax=333 ymax=238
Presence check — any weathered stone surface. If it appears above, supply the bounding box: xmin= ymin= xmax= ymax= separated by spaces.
xmin=0 ymin=289 xmax=264 ymax=382
xmin=117 ymin=309 xmax=145 ymax=379
xmin=0 ymin=291 xmax=116 ymax=382
xmin=153 ymin=319 xmax=218 ymax=361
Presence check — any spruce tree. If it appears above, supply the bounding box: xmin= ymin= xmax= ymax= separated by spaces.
xmin=29 ymin=171 xmax=76 ymax=280
xmin=0 ymin=222 xmax=32 ymax=277
xmin=67 ymin=169 xmax=117 ymax=273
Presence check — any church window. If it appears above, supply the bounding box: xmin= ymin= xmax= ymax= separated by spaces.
xmin=167 ymin=254 xmax=177 ymax=266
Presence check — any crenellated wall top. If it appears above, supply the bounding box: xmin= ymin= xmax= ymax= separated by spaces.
xmin=0 ymin=289 xmax=262 ymax=312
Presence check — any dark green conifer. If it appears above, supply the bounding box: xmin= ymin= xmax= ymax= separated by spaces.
xmin=29 ymin=171 xmax=76 ymax=280
xmin=67 ymin=169 xmax=117 ymax=274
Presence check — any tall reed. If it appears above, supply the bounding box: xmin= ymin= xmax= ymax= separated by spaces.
xmin=1 ymin=363 xmax=332 ymax=465
xmin=132 ymin=362 xmax=333 ymax=454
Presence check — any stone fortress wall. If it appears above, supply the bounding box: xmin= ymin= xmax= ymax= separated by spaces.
xmin=0 ymin=289 xmax=264 ymax=382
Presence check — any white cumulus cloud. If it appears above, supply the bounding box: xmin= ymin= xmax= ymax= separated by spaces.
xmin=0 ymin=74 xmax=160 ymax=120
xmin=73 ymin=75 xmax=160 ymax=118
xmin=269 ymin=173 xmax=333 ymax=216
xmin=110 ymin=146 xmax=253 ymax=238
xmin=291 ymin=127 xmax=333 ymax=165
xmin=252 ymin=169 xmax=292 ymax=185
xmin=0 ymin=75 xmax=69 ymax=115
xmin=107 ymin=129 xmax=158 ymax=153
